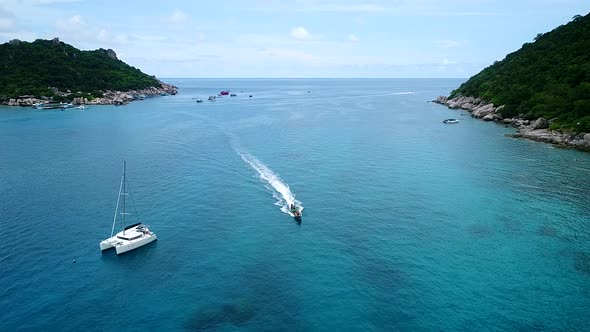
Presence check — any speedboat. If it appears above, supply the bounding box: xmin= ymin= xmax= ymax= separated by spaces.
xmin=208 ymin=96 xmax=216 ymax=102
xmin=100 ymin=161 xmax=157 ymax=255
xmin=220 ymin=90 xmax=230 ymax=96
xmin=290 ymin=204 xmax=302 ymax=219
xmin=230 ymin=93 xmax=237 ymax=97
xmin=443 ymin=119 xmax=460 ymax=124
xmin=196 ymin=99 xmax=204 ymax=103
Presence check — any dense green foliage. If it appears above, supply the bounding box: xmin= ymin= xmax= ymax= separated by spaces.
xmin=450 ymin=13 xmax=590 ymax=132
xmin=0 ymin=39 xmax=161 ymax=100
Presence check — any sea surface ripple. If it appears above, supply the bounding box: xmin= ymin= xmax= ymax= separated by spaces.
xmin=1 ymin=79 xmax=589 ymax=331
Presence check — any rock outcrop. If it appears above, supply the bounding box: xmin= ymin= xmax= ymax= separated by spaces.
xmin=2 ymin=81 xmax=178 ymax=106
xmin=531 ymin=118 xmax=549 ymax=130
xmin=514 ymin=129 xmax=590 ymax=151
xmin=433 ymin=96 xmax=590 ymax=152
xmin=106 ymin=49 xmax=118 ymax=60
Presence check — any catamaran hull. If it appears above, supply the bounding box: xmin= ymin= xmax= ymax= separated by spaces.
xmin=115 ymin=234 xmax=157 ymax=255
xmin=100 ymin=241 xmax=114 ymax=251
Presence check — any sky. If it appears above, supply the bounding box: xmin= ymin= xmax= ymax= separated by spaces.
xmin=0 ymin=0 xmax=589 ymax=78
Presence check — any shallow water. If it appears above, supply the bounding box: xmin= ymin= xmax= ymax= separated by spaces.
xmin=1 ymin=79 xmax=589 ymax=331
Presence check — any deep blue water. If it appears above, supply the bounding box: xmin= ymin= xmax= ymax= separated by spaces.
xmin=1 ymin=79 xmax=590 ymax=331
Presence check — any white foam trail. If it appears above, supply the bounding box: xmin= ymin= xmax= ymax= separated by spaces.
xmin=239 ymin=153 xmax=302 ymax=216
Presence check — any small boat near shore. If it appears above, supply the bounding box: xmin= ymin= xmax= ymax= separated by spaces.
xmin=443 ymin=119 xmax=460 ymax=124
xmin=196 ymin=99 xmax=203 ymax=103
xmin=33 ymin=102 xmax=74 ymax=110
xmin=100 ymin=161 xmax=157 ymax=255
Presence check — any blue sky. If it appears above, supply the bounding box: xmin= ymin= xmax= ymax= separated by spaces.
xmin=0 ymin=0 xmax=588 ymax=78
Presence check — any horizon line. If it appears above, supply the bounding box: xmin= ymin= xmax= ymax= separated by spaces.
xmin=158 ymin=77 xmax=469 ymax=80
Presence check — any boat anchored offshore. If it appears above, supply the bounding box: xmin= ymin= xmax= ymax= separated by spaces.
xmin=100 ymin=161 xmax=157 ymax=255
xmin=443 ymin=118 xmax=460 ymax=124
xmin=290 ymin=203 xmax=302 ymax=219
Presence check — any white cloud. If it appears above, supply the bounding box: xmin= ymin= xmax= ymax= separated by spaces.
xmin=441 ymin=58 xmax=457 ymax=65
xmin=55 ymin=14 xmax=86 ymax=31
xmin=248 ymin=1 xmax=501 ymax=16
xmin=55 ymin=14 xmax=129 ymax=46
xmin=97 ymin=28 xmax=129 ymax=44
xmin=0 ymin=18 xmax=15 ymax=32
xmin=299 ymin=3 xmax=386 ymax=12
xmin=349 ymin=34 xmax=359 ymax=42
xmin=168 ymin=10 xmax=187 ymax=24
xmin=0 ymin=31 xmax=38 ymax=41
xmin=290 ymin=26 xmax=311 ymax=40
xmin=38 ymin=0 xmax=83 ymax=4
xmin=261 ymin=48 xmax=316 ymax=62
xmin=436 ymin=39 xmax=460 ymax=48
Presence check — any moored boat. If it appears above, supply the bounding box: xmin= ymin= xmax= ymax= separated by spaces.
xmin=443 ymin=119 xmax=460 ymax=124
xmin=99 ymin=161 xmax=157 ymax=255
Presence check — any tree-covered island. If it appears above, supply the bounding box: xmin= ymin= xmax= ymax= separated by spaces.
xmin=0 ymin=38 xmax=177 ymax=106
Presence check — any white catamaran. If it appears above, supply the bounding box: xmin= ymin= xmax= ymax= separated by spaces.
xmin=100 ymin=161 xmax=157 ymax=254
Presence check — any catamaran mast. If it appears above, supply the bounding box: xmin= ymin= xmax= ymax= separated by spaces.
xmin=110 ymin=174 xmax=124 ymax=237
xmin=122 ymin=160 xmax=127 ymax=233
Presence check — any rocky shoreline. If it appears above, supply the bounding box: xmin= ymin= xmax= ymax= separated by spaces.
xmin=4 ymin=81 xmax=178 ymax=107
xmin=434 ymin=96 xmax=590 ymax=152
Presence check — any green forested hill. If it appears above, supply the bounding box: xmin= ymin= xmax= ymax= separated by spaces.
xmin=0 ymin=38 xmax=161 ymax=100
xmin=449 ymin=13 xmax=590 ymax=132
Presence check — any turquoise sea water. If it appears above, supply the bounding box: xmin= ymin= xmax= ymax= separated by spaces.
xmin=1 ymin=79 xmax=590 ymax=331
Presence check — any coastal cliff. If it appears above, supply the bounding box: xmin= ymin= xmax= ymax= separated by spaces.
xmin=434 ymin=96 xmax=590 ymax=151
xmin=0 ymin=38 xmax=177 ymax=106
xmin=434 ymin=12 xmax=590 ymax=151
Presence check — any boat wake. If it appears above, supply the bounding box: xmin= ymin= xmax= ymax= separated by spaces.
xmin=239 ymin=153 xmax=302 ymax=216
